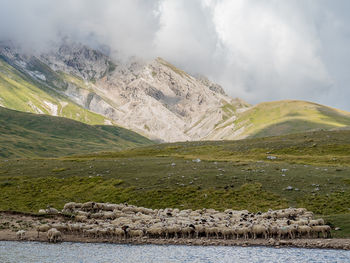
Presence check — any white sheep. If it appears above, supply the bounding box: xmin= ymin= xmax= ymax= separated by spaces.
xmin=58 ymin=201 xmax=332 ymax=241
xmin=16 ymin=230 xmax=26 ymax=240
xmin=36 ymin=224 xmax=51 ymax=238
xmin=47 ymin=228 xmax=62 ymax=243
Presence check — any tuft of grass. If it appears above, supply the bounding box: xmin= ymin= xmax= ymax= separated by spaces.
xmin=52 ymin=168 xmax=68 ymax=173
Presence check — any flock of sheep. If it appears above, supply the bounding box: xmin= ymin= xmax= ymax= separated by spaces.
xmin=30 ymin=202 xmax=332 ymax=243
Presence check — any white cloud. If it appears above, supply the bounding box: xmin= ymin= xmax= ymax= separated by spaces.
xmin=0 ymin=0 xmax=349 ymax=110
xmin=210 ymin=0 xmax=332 ymax=102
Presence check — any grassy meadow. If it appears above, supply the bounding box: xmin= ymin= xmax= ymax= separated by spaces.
xmin=0 ymin=129 xmax=350 ymax=237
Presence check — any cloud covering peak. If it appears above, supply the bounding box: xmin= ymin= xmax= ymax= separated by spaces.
xmin=1 ymin=0 xmax=349 ymax=110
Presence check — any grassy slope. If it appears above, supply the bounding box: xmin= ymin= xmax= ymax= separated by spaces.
xmin=212 ymin=100 xmax=350 ymax=140
xmin=0 ymin=57 xmax=109 ymax=125
xmin=0 ymin=107 xmax=153 ymax=158
xmin=0 ymin=130 xmax=349 ymax=236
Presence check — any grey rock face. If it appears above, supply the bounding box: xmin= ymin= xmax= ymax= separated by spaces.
xmin=0 ymin=42 xmax=250 ymax=142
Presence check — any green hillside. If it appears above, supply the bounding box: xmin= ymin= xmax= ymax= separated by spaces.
xmin=208 ymin=100 xmax=350 ymax=140
xmin=0 ymin=56 xmax=109 ymax=125
xmin=0 ymin=107 xmax=153 ymax=158
xmin=236 ymin=100 xmax=350 ymax=138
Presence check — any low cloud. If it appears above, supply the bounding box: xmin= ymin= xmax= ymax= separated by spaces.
xmin=0 ymin=0 xmax=349 ymax=110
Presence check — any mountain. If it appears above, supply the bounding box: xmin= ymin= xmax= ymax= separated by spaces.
xmin=205 ymin=100 xmax=350 ymax=140
xmin=0 ymin=46 xmax=114 ymax=126
xmin=0 ymin=106 xmax=153 ymax=158
xmin=1 ymin=42 xmax=350 ymax=142
xmin=40 ymin=43 xmax=252 ymax=142
xmin=0 ymin=42 xmax=250 ymax=142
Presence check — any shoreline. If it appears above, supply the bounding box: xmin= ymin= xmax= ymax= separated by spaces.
xmin=1 ymin=231 xmax=350 ymax=250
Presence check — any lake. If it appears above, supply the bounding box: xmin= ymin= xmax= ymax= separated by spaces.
xmin=0 ymin=241 xmax=349 ymax=263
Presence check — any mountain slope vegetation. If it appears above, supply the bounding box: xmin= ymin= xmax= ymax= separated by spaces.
xmin=0 ymin=56 xmax=112 ymax=126
xmin=206 ymin=100 xmax=350 ymax=140
xmin=0 ymin=106 xmax=153 ymax=158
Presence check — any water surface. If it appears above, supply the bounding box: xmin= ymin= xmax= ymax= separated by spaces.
xmin=0 ymin=241 xmax=349 ymax=263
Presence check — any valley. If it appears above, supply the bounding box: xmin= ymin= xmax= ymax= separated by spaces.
xmin=1 ymin=130 xmax=349 ymax=237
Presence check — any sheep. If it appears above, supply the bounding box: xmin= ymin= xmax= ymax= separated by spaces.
xmin=312 ymin=225 xmax=331 ymax=238
xmin=36 ymin=224 xmax=51 ymax=238
xmin=268 ymin=225 xmax=279 ymax=239
xmin=114 ymin=228 xmax=125 ymax=240
xmin=295 ymin=208 xmax=307 ymax=214
xmin=297 ymin=225 xmax=312 ymax=238
xmin=63 ymin=202 xmax=82 ymax=213
xmin=304 ymin=211 xmax=314 ymax=219
xmin=42 ymin=202 xmax=333 ymax=242
xmin=194 ymin=225 xmax=205 ymax=238
xmin=77 ymin=211 xmax=89 ymax=216
xmin=205 ymin=227 xmax=219 ymax=239
xmin=288 ymin=224 xmax=298 ymax=239
xmin=277 ymin=225 xmax=297 ymax=239
xmin=181 ymin=226 xmax=195 ymax=238
xmin=102 ymin=212 xmax=116 ymax=220
xmin=128 ymin=229 xmax=144 ymax=239
xmin=16 ymin=230 xmax=26 ymax=240
xmin=45 ymin=207 xmax=59 ymax=214
xmin=316 ymin=218 xmax=325 ymax=225
xmin=47 ymin=228 xmax=62 ymax=243
xmin=93 ymin=203 xmax=105 ymax=211
xmin=68 ymin=223 xmax=83 ymax=234
xmin=84 ymin=228 xmax=99 ymax=238
xmin=100 ymin=203 xmax=116 ymax=212
xmin=97 ymin=228 xmax=109 ymax=238
xmin=81 ymin=202 xmax=95 ymax=211
xmin=122 ymin=207 xmax=136 ymax=214
xmin=146 ymin=227 xmax=164 ymax=239
xmin=292 ymin=219 xmax=308 ymax=226
xmin=51 ymin=223 xmax=68 ymax=233
xmin=165 ymin=225 xmax=181 ymax=239
xmin=75 ymin=215 xmax=87 ymax=223
xmin=234 ymin=225 xmax=251 ymax=240
xmin=251 ymin=224 xmax=268 ymax=239
xmin=221 ymin=227 xmax=234 ymax=240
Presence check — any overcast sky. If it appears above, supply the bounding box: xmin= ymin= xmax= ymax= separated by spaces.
xmin=1 ymin=0 xmax=349 ymax=110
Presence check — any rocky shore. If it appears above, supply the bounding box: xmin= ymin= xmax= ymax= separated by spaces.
xmin=1 ymin=211 xmax=349 ymax=250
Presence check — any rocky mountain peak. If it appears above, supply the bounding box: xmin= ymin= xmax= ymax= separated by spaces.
xmin=42 ymin=42 xmax=113 ymax=81
xmin=0 ymin=42 xmax=250 ymax=142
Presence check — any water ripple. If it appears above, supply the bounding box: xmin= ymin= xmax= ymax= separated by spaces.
xmin=0 ymin=241 xmax=349 ymax=263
